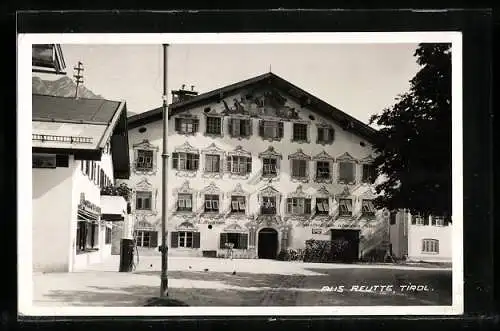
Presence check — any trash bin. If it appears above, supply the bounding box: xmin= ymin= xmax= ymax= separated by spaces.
xmin=119 ymin=238 xmax=135 ymax=272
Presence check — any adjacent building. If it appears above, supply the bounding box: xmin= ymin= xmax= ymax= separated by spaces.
xmin=32 ymin=94 xmax=131 ymax=272
xmin=123 ymin=73 xmax=392 ymax=262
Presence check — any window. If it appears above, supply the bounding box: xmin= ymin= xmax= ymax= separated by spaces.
xmin=415 ymin=215 xmax=425 ymax=225
xmin=422 ymin=239 xmax=439 ymax=253
xmin=105 ymin=227 xmax=112 ymax=244
xmin=175 ymin=117 xmax=199 ymax=134
xmin=220 ymin=233 xmax=248 ymax=249
xmin=136 ymin=191 xmax=152 ymax=211
xmin=204 ymin=154 xmax=221 ymax=173
xmin=136 ymin=150 xmax=154 ymax=170
xmin=262 ymin=158 xmax=278 ymax=176
xmin=316 ymin=161 xmax=331 ymax=180
xmin=85 ymin=160 xmax=90 ymax=175
xmin=170 ymin=231 xmax=200 ymax=248
xmin=432 ymin=216 xmax=445 ymax=226
xmin=338 ymin=162 xmax=355 ymax=183
xmin=390 ymin=211 xmax=397 ymax=225
xmin=172 ymin=152 xmax=199 ymax=171
xmin=229 ymin=118 xmax=252 ymax=138
xmin=286 ymin=197 xmax=312 ymax=215
xmin=291 ymin=159 xmax=308 ymax=178
xmin=206 ymin=116 xmax=222 ymax=135
xmin=259 ymin=120 xmax=283 ymax=139
xmin=227 ymin=156 xmax=252 ymax=175
xmin=100 ymin=169 xmax=105 ymax=188
xmin=361 ymin=200 xmax=376 ymax=217
xmin=316 ymin=198 xmax=329 ymax=214
xmin=76 ymin=221 xmax=99 ymax=253
xmin=177 ymin=194 xmax=193 ymax=212
xmin=204 ymin=194 xmax=220 ymax=213
xmin=231 ymin=196 xmax=246 ymax=213
xmin=135 ymin=230 xmax=158 ymax=248
xmin=362 ymin=164 xmax=376 ymax=183
xmin=317 ymin=127 xmax=335 ymax=144
xmin=338 ymin=199 xmax=353 ymax=217
xmin=292 ymin=123 xmax=308 ymax=141
xmin=261 ymin=196 xmax=276 ymax=215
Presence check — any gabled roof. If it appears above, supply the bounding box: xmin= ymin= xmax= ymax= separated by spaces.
xmin=32 ymin=94 xmax=131 ymax=179
xmin=128 ymin=72 xmax=379 ymax=143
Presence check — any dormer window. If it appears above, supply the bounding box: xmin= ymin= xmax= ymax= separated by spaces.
xmin=259 ymin=120 xmax=283 ymax=140
xmin=175 ymin=117 xmax=199 ymax=134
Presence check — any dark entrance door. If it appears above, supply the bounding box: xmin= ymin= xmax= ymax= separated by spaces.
xmin=258 ymin=228 xmax=278 ymax=259
xmin=330 ymin=229 xmax=360 ymax=262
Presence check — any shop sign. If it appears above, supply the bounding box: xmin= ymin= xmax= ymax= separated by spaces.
xmin=331 ymin=222 xmax=361 ymax=229
xmin=200 ymin=220 xmax=226 ymax=225
xmin=78 ymin=193 xmax=101 ymax=215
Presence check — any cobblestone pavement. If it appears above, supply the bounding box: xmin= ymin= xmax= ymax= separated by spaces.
xmin=32 ymin=255 xmax=452 ymax=307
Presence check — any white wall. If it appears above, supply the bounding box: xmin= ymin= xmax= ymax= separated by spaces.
xmin=407 ymin=218 xmax=452 ymax=262
xmin=32 ymin=155 xmax=75 ymax=272
xmin=124 ymin=88 xmax=386 ymax=256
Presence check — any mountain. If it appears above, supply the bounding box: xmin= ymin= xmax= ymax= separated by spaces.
xmin=32 ymin=76 xmax=102 ymax=99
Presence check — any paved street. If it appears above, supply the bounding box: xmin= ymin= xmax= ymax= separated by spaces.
xmin=33 ymin=256 xmax=452 ymax=307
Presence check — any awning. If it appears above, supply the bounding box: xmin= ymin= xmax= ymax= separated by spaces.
xmin=100 ymin=195 xmax=127 ymax=221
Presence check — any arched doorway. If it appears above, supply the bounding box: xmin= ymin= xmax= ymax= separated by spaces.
xmin=258 ymin=228 xmax=278 ymax=259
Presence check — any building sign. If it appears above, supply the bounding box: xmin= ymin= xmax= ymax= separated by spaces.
xmin=32 ymin=154 xmax=56 ymax=168
xmin=200 ymin=220 xmax=226 ymax=225
xmin=78 ymin=193 xmax=101 ymax=215
xmin=331 ymin=222 xmax=362 ymax=229
xmin=312 ymin=228 xmax=323 ymax=234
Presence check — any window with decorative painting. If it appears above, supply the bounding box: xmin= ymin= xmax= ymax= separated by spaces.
xmin=204 ymin=154 xmax=221 ymax=173
xmin=206 ymin=116 xmax=222 ymax=135
xmin=260 ymin=196 xmax=276 ymax=215
xmin=362 ymin=164 xmax=376 ymax=183
xmin=136 ymin=191 xmax=152 ymax=211
xmin=317 ymin=126 xmax=335 ymax=144
xmin=177 ymin=193 xmax=193 ymax=212
xmin=136 ymin=149 xmax=154 ymax=170
xmin=316 ymin=198 xmax=329 ymax=214
xmin=338 ymin=198 xmax=353 ymax=217
xmin=259 ymin=120 xmax=284 ymax=140
xmin=315 ymin=161 xmax=331 ymax=180
xmin=262 ymin=158 xmax=278 ymax=177
xmin=422 ymin=239 xmax=439 ymax=253
xmin=361 ymin=200 xmax=376 ymax=217
xmin=175 ymin=117 xmax=199 ymax=134
xmin=227 ymin=155 xmax=252 ymax=175
xmin=204 ymin=194 xmax=220 ymax=213
xmin=229 ymin=118 xmax=252 ymax=138
xmin=292 ymin=123 xmax=308 ymax=142
xmin=170 ymin=231 xmax=200 ymax=248
xmin=286 ymin=197 xmax=312 ymax=215
xmin=291 ymin=159 xmax=308 ymax=179
xmin=172 ymin=152 xmax=199 ymax=171
xmin=338 ymin=162 xmax=355 ymax=184
xmin=231 ymin=196 xmax=246 ymax=213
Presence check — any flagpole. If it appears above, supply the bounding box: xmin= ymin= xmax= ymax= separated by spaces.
xmin=160 ymin=43 xmax=169 ymax=297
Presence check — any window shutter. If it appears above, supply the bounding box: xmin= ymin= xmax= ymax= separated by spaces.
xmin=317 ymin=128 xmax=324 ymax=143
xmin=170 ymin=232 xmax=179 ymax=248
xmin=249 ymin=229 xmax=256 ymax=247
xmin=220 ymin=233 xmax=228 ymax=249
xmin=193 ymin=232 xmax=201 ymax=248
xmin=328 ymin=128 xmax=335 ymax=142
xmin=259 ymin=120 xmax=264 ymax=136
xmin=55 ymin=154 xmax=69 ymax=167
xmin=150 ymin=231 xmax=158 ymax=247
xmin=239 ymin=233 xmax=248 ymax=249
xmin=246 ymin=119 xmax=252 ymax=136
xmin=278 ymin=122 xmax=284 ymax=138
xmin=81 ymin=160 xmax=84 ymax=172
xmin=175 ymin=118 xmax=181 ymax=132
xmin=152 ymin=150 xmax=157 ymax=171
xmin=246 ymin=157 xmax=252 ymax=173
xmin=228 ymin=119 xmax=233 ymax=137
xmin=423 ymin=216 xmax=430 ymax=226
xmin=172 ymin=153 xmax=178 ymax=169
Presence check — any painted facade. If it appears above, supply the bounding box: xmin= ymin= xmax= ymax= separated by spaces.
xmin=123 ymin=77 xmax=390 ymax=261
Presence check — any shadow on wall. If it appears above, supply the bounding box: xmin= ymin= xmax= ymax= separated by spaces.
xmin=32 ymin=166 xmax=74 ymax=199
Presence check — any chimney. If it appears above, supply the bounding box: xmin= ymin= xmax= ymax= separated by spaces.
xmin=171 ymin=84 xmax=199 ymax=104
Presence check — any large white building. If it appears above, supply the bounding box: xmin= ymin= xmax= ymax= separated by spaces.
xmin=32 ymin=94 xmax=131 ymax=272
xmin=123 ymin=73 xmax=392 ymax=262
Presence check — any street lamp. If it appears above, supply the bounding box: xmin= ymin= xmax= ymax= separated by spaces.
xmin=160 ymin=44 xmax=169 ymax=297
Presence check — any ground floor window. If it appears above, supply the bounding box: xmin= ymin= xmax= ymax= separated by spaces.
xmin=422 ymin=239 xmax=439 ymax=254
xmin=220 ymin=232 xmax=248 ymax=249
xmin=170 ymin=231 xmax=200 ymax=248
xmin=105 ymin=226 xmax=112 ymax=244
xmin=76 ymin=220 xmax=99 ymax=254
xmin=135 ymin=230 xmax=158 ymax=248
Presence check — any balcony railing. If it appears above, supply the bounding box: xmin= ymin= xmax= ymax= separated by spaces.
xmin=32 ymin=133 xmax=93 ymax=144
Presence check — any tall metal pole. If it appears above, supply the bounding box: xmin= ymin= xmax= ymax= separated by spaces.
xmin=160 ymin=44 xmax=169 ymax=297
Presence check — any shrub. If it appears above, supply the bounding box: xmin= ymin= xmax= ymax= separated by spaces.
xmin=277 ymin=249 xmax=290 ymax=261
xmin=304 ymin=240 xmax=334 ymax=263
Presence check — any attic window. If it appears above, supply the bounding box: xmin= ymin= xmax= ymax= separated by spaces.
xmin=360 ymin=141 xmax=366 ymax=147
xmin=308 ymin=115 xmax=315 ymax=121
xmin=139 ymin=127 xmax=147 ymax=133
xmin=204 ymin=107 xmax=211 ymax=113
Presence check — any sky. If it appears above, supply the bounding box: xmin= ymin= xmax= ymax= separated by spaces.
xmin=36 ymin=43 xmax=420 ymax=126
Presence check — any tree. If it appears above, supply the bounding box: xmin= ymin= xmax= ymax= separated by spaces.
xmin=369 ymin=43 xmax=452 ymax=219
